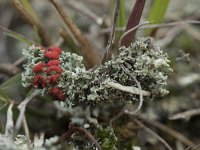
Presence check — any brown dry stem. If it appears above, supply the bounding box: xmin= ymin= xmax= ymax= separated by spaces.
xmin=138 ymin=117 xmax=195 ymax=147
xmin=133 ymin=118 xmax=173 ymax=150
xmin=10 ymin=0 xmax=52 ymax=46
xmin=0 ymin=63 xmax=20 ymax=76
xmin=169 ymin=108 xmax=200 ymax=121
xmin=104 ymin=0 xmax=120 ymax=61
xmin=60 ymin=123 xmax=102 ymax=150
xmin=49 ymin=0 xmax=99 ymax=69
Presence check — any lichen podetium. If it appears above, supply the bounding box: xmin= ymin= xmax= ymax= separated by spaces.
xmin=22 ymin=37 xmax=172 ymax=108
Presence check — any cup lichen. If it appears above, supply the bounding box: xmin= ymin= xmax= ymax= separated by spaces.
xmin=22 ymin=37 xmax=172 ymax=108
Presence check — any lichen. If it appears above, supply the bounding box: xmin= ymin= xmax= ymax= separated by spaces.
xmin=22 ymin=37 xmax=172 ymax=108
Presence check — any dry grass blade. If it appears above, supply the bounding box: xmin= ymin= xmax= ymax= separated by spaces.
xmin=139 ymin=117 xmax=195 ymax=147
xmin=0 ymin=63 xmax=20 ymax=76
xmin=100 ymin=20 xmax=200 ymax=33
xmin=49 ymin=0 xmax=99 ymax=69
xmin=0 ymin=25 xmax=35 ymax=45
xmin=104 ymin=0 xmax=120 ymax=61
xmin=5 ymin=102 xmax=14 ymax=140
xmin=67 ymin=1 xmax=103 ymax=25
xmin=183 ymin=24 xmax=200 ymax=42
xmin=10 ymin=0 xmax=52 ymax=46
xmin=22 ymin=117 xmax=30 ymax=141
xmin=133 ymin=118 xmax=173 ymax=150
xmin=15 ymin=90 xmax=40 ymax=133
xmin=169 ymin=108 xmax=200 ymax=121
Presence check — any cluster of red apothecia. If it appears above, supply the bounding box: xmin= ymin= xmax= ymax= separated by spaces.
xmin=33 ymin=46 xmax=65 ymax=101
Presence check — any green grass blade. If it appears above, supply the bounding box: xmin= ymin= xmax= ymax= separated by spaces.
xmin=117 ymin=0 xmax=126 ymax=29
xmin=146 ymin=0 xmax=170 ymax=35
xmin=20 ymin=0 xmax=40 ymax=23
xmin=0 ymin=25 xmax=34 ymax=45
xmin=109 ymin=0 xmax=126 ymax=37
xmin=0 ymin=102 xmax=8 ymax=110
xmin=0 ymin=89 xmax=10 ymax=103
xmin=0 ymin=73 xmax=22 ymax=90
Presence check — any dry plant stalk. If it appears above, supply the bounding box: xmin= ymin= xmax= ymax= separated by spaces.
xmin=0 ymin=63 xmax=20 ymax=76
xmin=133 ymin=118 xmax=173 ymax=150
xmin=50 ymin=0 xmax=99 ymax=68
xmin=10 ymin=0 xmax=52 ymax=46
xmin=139 ymin=117 xmax=195 ymax=147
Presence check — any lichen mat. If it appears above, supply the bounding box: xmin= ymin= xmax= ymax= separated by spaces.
xmin=22 ymin=37 xmax=172 ymax=108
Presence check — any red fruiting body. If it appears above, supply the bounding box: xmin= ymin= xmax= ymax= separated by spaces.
xmin=47 ymin=74 xmax=60 ymax=83
xmin=33 ymin=63 xmax=46 ymax=73
xmin=33 ymin=75 xmax=46 ymax=88
xmin=47 ymin=60 xmax=59 ymax=67
xmin=49 ymin=87 xmax=65 ymax=101
xmin=44 ymin=51 xmax=60 ymax=59
xmin=46 ymin=66 xmax=62 ymax=74
xmin=32 ymin=46 xmax=64 ymax=101
xmin=48 ymin=47 xmax=62 ymax=55
xmin=57 ymin=91 xmax=65 ymax=101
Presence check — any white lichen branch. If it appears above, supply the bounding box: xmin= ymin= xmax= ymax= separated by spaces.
xmin=106 ymin=82 xmax=151 ymax=96
xmin=15 ymin=90 xmax=40 ymax=133
xmin=5 ymin=101 xmax=14 ymax=140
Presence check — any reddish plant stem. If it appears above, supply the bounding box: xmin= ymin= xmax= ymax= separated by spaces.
xmin=121 ymin=0 xmax=146 ymax=47
xmin=59 ymin=123 xmax=102 ymax=150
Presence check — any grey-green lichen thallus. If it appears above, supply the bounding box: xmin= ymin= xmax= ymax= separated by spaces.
xmin=22 ymin=37 xmax=172 ymax=108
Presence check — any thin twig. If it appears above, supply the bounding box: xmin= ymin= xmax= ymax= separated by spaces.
xmin=104 ymin=0 xmax=120 ymax=61
xmin=169 ymin=108 xmax=200 ymax=121
xmin=0 ymin=63 xmax=20 ymax=76
xmin=0 ymin=25 xmax=35 ymax=45
xmin=10 ymin=0 xmax=52 ymax=46
xmin=13 ymin=57 xmax=26 ymax=67
xmin=133 ymin=118 xmax=173 ymax=150
xmin=138 ymin=116 xmax=195 ymax=147
xmin=60 ymin=123 xmax=102 ymax=150
xmin=182 ymin=24 xmax=200 ymax=42
xmin=15 ymin=90 xmax=40 ymax=133
xmin=118 ymin=21 xmax=150 ymax=47
xmin=0 ymin=103 xmax=8 ymax=110
xmin=185 ymin=143 xmax=200 ymax=150
xmin=121 ymin=64 xmax=145 ymax=115
xmin=109 ymin=108 xmax=125 ymax=138
xmin=49 ymin=0 xmax=99 ymax=68
xmin=101 ymin=20 xmax=200 ymax=33
xmin=143 ymin=20 xmax=200 ymax=29
xmin=67 ymin=0 xmax=103 ymax=25
xmin=22 ymin=116 xmax=30 ymax=141
xmin=156 ymin=26 xmax=181 ymax=46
